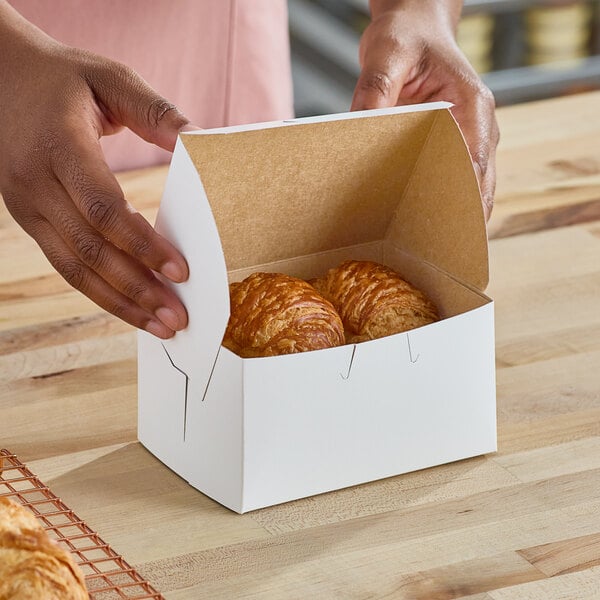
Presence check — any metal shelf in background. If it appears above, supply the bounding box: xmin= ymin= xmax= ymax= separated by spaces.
xmin=293 ymin=55 xmax=600 ymax=115
xmin=292 ymin=55 xmax=353 ymax=116
xmin=464 ymin=0 xmax=599 ymax=14
xmin=341 ymin=0 xmax=578 ymax=15
xmin=288 ymin=0 xmax=360 ymax=78
xmin=484 ymin=55 xmax=600 ymax=103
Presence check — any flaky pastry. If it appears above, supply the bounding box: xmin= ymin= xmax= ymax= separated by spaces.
xmin=223 ymin=272 xmax=345 ymax=358
xmin=311 ymin=260 xmax=439 ymax=343
xmin=0 ymin=497 xmax=88 ymax=600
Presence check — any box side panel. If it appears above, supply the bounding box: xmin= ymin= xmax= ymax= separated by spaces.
xmin=138 ymin=331 xmax=245 ymax=513
xmin=138 ymin=330 xmax=189 ymax=475
xmin=241 ymin=303 xmax=496 ymax=512
xmin=383 ymin=242 xmax=490 ymax=319
xmin=183 ymin=348 xmax=244 ymax=513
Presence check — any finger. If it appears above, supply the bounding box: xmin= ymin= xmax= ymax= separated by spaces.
xmin=38 ymin=179 xmax=188 ymax=331
xmin=449 ymin=83 xmax=498 ymax=221
xmin=50 ymin=130 xmax=189 ymax=284
xmin=481 ymin=127 xmax=498 ymax=222
xmin=84 ymin=59 xmax=194 ymax=151
xmin=351 ymin=39 xmax=415 ymax=111
xmin=21 ymin=215 xmax=175 ymax=339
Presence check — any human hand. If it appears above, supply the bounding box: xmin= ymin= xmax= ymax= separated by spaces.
xmin=351 ymin=0 xmax=499 ymax=220
xmin=0 ymin=3 xmax=191 ymax=338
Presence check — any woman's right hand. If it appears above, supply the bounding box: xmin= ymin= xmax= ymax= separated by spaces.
xmin=0 ymin=1 xmax=192 ymax=338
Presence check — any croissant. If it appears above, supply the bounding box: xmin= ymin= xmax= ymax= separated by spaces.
xmin=311 ymin=260 xmax=439 ymax=343
xmin=0 ymin=497 xmax=88 ymax=600
xmin=223 ymin=272 xmax=345 ymax=358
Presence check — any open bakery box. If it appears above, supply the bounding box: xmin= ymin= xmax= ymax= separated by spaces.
xmin=138 ymin=101 xmax=497 ymax=514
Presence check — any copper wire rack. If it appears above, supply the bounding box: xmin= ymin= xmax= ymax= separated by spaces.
xmin=0 ymin=449 xmax=164 ymax=600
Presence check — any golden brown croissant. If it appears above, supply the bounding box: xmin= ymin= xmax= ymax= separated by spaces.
xmin=311 ymin=260 xmax=439 ymax=343
xmin=0 ymin=497 xmax=88 ymax=600
xmin=223 ymin=272 xmax=345 ymax=358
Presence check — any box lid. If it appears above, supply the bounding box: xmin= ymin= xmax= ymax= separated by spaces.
xmin=181 ymin=103 xmax=487 ymax=288
xmin=156 ymin=103 xmax=488 ymax=392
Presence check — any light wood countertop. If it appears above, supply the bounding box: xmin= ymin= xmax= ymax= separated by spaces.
xmin=2 ymin=92 xmax=600 ymax=599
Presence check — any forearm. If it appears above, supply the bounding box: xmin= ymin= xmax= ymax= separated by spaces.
xmin=369 ymin=0 xmax=463 ymax=33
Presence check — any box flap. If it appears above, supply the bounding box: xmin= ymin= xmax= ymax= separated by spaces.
xmin=180 ymin=103 xmax=488 ymax=292
xmin=385 ymin=110 xmax=489 ymax=290
xmin=154 ymin=138 xmax=230 ymax=393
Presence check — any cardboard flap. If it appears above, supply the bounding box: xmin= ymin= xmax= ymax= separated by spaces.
xmin=386 ymin=110 xmax=489 ymax=289
xmin=180 ymin=103 xmax=488 ymax=291
xmin=154 ymin=138 xmax=230 ymax=389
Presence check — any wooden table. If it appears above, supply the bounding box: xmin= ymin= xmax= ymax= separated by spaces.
xmin=2 ymin=92 xmax=600 ymax=599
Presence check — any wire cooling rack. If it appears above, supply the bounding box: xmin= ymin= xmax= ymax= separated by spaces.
xmin=0 ymin=448 xmax=164 ymax=600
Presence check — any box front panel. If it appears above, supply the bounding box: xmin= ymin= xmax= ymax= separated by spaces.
xmin=241 ymin=303 xmax=496 ymax=511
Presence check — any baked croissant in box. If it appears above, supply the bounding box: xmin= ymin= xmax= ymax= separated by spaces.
xmin=0 ymin=497 xmax=88 ymax=600
xmin=223 ymin=272 xmax=345 ymax=358
xmin=311 ymin=260 xmax=439 ymax=344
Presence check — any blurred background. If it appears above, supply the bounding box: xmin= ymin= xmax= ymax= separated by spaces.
xmin=289 ymin=0 xmax=600 ymax=116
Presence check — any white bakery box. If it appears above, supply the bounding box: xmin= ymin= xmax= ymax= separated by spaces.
xmin=138 ymin=101 xmax=496 ymax=514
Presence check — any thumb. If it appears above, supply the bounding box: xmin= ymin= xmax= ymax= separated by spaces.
xmin=351 ymin=53 xmax=411 ymax=111
xmin=88 ymin=60 xmax=198 ymax=151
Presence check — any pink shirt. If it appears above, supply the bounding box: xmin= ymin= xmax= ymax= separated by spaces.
xmin=9 ymin=0 xmax=294 ymax=171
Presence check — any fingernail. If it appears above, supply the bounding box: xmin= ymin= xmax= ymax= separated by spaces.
xmin=146 ymin=320 xmax=173 ymax=339
xmin=155 ymin=306 xmax=181 ymax=331
xmin=180 ymin=123 xmax=202 ymax=132
xmin=161 ymin=260 xmax=186 ymax=282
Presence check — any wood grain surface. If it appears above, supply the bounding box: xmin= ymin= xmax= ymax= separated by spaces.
xmin=2 ymin=92 xmax=600 ymax=599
